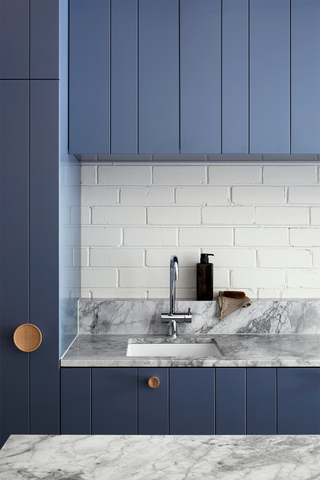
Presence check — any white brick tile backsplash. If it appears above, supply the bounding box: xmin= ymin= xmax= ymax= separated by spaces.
xmin=179 ymin=228 xmax=233 ymax=246
xmin=312 ymin=250 xmax=320 ymax=267
xmin=290 ymin=228 xmax=320 ymax=246
xmin=153 ymin=166 xmax=206 ymax=185
xmin=256 ymin=207 xmax=309 ymax=225
xmin=176 ymin=186 xmax=229 ymax=205
xmin=281 ymin=289 xmax=320 ymax=299
xmin=60 ymin=248 xmax=72 ymax=267
xmin=80 ymin=288 xmax=148 ymax=299
xmin=289 ymin=186 xmax=320 ymax=204
xmin=80 ymin=166 xmax=95 ymax=184
xmin=257 ymin=248 xmax=311 ymax=268
xmin=92 ymin=206 xmax=146 ymax=225
xmin=235 ymin=228 xmax=288 ymax=246
xmin=209 ymin=166 xmax=261 ymax=184
xmin=81 ymin=186 xmax=118 ymax=205
xmin=71 ymin=206 xmax=90 ymax=225
xmin=81 ymin=227 xmax=121 ymax=246
xmin=146 ymin=248 xmax=200 ymax=267
xmin=124 ymin=227 xmax=177 ymax=246
xmin=60 ymin=206 xmax=70 ymax=225
xmin=73 ymin=247 xmax=88 ymax=267
xmin=232 ymin=186 xmax=285 ymax=205
xmin=119 ymin=268 xmax=168 ymax=288
xmin=121 ymin=187 xmax=174 ymax=204
xmin=287 ymin=270 xmax=320 ymax=288
xmin=311 ymin=208 xmax=320 ymax=225
xmin=90 ymin=248 xmax=143 ymax=267
xmin=212 ymin=248 xmax=256 ymax=268
xmin=231 ymin=269 xmax=285 ymax=289
xmin=148 ymin=207 xmax=200 ymax=225
xmin=99 ymin=166 xmax=151 ymax=185
xmin=81 ymin=268 xmax=117 ymax=288
xmin=263 ymin=166 xmax=317 ymax=185
xmin=257 ymin=289 xmax=285 ymax=299
xmin=202 ymin=206 xmax=254 ymax=225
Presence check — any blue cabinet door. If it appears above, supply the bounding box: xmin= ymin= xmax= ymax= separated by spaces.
xmin=247 ymin=368 xmax=276 ymax=434
xmin=139 ymin=0 xmax=179 ymax=153
xmin=69 ymin=0 xmax=110 ymax=154
xmin=216 ymin=368 xmax=246 ymax=434
xmin=0 ymin=80 xmax=30 ymax=447
xmin=291 ymin=0 xmax=320 ymax=153
xmin=61 ymin=368 xmax=91 ymax=434
xmin=170 ymin=368 xmax=215 ymax=434
xmin=139 ymin=368 xmax=169 ymax=434
xmin=92 ymin=368 xmax=138 ymax=434
xmin=278 ymin=368 xmax=320 ymax=434
xmin=180 ymin=0 xmax=221 ymax=153
xmin=0 ymin=0 xmax=29 ymax=79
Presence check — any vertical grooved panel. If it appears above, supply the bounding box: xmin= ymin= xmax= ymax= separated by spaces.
xmin=250 ymin=0 xmax=290 ymax=153
xmin=247 ymin=368 xmax=276 ymax=434
xmin=139 ymin=368 xmax=168 ymax=434
xmin=291 ymin=0 xmax=320 ymax=153
xmin=222 ymin=0 xmax=248 ymax=153
xmin=216 ymin=368 xmax=246 ymax=434
xmin=180 ymin=0 xmax=221 ymax=153
xmin=69 ymin=0 xmax=110 ymax=153
xmin=111 ymin=0 xmax=138 ymax=153
xmin=139 ymin=0 xmax=179 ymax=154
xmin=61 ymin=368 xmax=91 ymax=434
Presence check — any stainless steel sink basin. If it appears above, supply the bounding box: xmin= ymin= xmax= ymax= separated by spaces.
xmin=126 ymin=342 xmax=222 ymax=357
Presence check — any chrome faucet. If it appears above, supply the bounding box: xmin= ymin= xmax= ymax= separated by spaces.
xmin=161 ymin=255 xmax=192 ymax=338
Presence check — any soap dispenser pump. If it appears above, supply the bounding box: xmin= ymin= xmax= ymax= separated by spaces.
xmin=197 ymin=253 xmax=214 ymax=301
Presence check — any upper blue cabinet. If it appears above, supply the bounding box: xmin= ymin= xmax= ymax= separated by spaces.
xmin=69 ymin=0 xmax=320 ymax=155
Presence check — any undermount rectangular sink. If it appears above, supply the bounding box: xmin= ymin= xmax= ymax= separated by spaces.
xmin=126 ymin=342 xmax=222 ymax=357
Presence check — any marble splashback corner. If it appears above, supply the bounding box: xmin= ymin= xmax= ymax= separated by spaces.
xmin=78 ymin=299 xmax=320 ymax=335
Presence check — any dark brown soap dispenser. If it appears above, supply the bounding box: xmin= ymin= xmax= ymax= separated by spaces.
xmin=197 ymin=253 xmax=214 ymax=300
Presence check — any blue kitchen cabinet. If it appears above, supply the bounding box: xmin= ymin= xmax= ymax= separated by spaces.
xmin=170 ymin=368 xmax=215 ymax=434
xmin=247 ymin=368 xmax=276 ymax=434
xmin=278 ymin=368 xmax=320 ymax=434
xmin=61 ymin=368 xmax=91 ymax=434
xmin=139 ymin=368 xmax=169 ymax=434
xmin=216 ymin=368 xmax=246 ymax=434
xmin=92 ymin=368 xmax=138 ymax=434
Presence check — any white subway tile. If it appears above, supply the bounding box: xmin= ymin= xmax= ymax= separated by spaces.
xmin=60 ymin=248 xmax=72 ymax=267
xmin=81 ymin=186 xmax=118 ymax=205
xmin=257 ymin=289 xmax=283 ymax=299
xmin=119 ymin=268 xmax=168 ymax=288
xmin=81 ymin=268 xmax=117 ymax=287
xmin=73 ymin=247 xmax=88 ymax=267
xmin=231 ymin=269 xmax=285 ymax=289
xmin=148 ymin=207 xmax=200 ymax=225
xmin=65 ymin=165 xmax=81 ymax=185
xmin=153 ymin=166 xmax=206 ymax=185
xmin=92 ymin=206 xmax=146 ymax=225
xmin=281 ymin=288 xmax=320 ymax=299
xmin=176 ymin=186 xmax=229 ymax=205
xmin=121 ymin=187 xmax=174 ymax=204
xmin=124 ymin=228 xmax=177 ymax=246
xmin=179 ymin=228 xmax=233 ymax=246
xmin=146 ymin=248 xmax=200 ymax=267
xmin=256 ymin=207 xmax=309 ymax=225
xmin=90 ymin=248 xmax=143 ymax=267
xmin=60 ymin=268 xmax=81 ymax=289
xmin=80 ymin=166 xmax=95 ymax=184
xmin=263 ymin=166 xmax=317 ymax=185
xmin=232 ymin=186 xmax=285 ymax=205
xmin=289 ymin=186 xmax=320 ymax=204
xmin=290 ymin=228 xmax=320 ymax=246
xmin=313 ymin=250 xmax=320 ymax=267
xmin=60 ymin=185 xmax=81 ymax=206
xmin=60 ymin=226 xmax=80 ymax=247
xmin=212 ymin=248 xmax=256 ymax=268
xmin=80 ymin=288 xmax=148 ymax=299
xmin=287 ymin=270 xmax=320 ymax=288
xmin=81 ymin=226 xmax=121 ymax=246
xmin=71 ymin=206 xmax=90 ymax=225
xmin=257 ymin=248 xmax=311 ymax=268
xmin=60 ymin=207 xmax=70 ymax=225
xmin=202 ymin=206 xmax=254 ymax=225
xmin=209 ymin=166 xmax=261 ymax=184
xmin=311 ymin=208 xmax=320 ymax=225
xmin=235 ymin=228 xmax=288 ymax=246
xmin=98 ymin=166 xmax=151 ymax=185
xmin=148 ymin=288 xmax=196 ymax=300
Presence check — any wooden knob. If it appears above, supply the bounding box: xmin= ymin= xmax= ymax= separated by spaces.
xmin=13 ymin=324 xmax=42 ymax=352
xmin=148 ymin=377 xmax=160 ymax=388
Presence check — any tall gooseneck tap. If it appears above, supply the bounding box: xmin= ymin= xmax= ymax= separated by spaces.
xmin=170 ymin=255 xmax=179 ymax=315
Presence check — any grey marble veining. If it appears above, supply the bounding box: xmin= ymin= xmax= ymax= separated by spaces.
xmin=2 ymin=434 xmax=320 ymax=480
xmin=61 ymin=333 xmax=320 ymax=367
xmin=79 ymin=299 xmax=320 ymax=335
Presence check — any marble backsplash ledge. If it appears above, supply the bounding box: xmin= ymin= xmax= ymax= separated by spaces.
xmin=78 ymin=299 xmax=320 ymax=335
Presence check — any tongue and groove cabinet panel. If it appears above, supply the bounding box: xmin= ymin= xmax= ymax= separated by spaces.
xmin=247 ymin=368 xmax=277 ymax=434
xmin=291 ymin=0 xmax=320 ymax=153
xmin=180 ymin=0 xmax=221 ymax=154
xmin=139 ymin=0 xmax=179 ymax=154
xmin=250 ymin=0 xmax=290 ymax=154
xmin=61 ymin=368 xmax=91 ymax=435
xmin=138 ymin=368 xmax=169 ymax=434
xmin=215 ymin=368 xmax=246 ymax=434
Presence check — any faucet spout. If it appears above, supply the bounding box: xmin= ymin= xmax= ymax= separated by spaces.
xmin=170 ymin=255 xmax=179 ymax=315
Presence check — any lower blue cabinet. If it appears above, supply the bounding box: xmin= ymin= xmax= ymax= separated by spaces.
xmin=216 ymin=368 xmax=246 ymax=434
xmin=61 ymin=368 xmax=91 ymax=434
xmin=139 ymin=368 xmax=169 ymax=434
xmin=247 ymin=368 xmax=277 ymax=434
xmin=278 ymin=368 xmax=320 ymax=434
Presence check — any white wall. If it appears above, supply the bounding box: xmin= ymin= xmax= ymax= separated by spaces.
xmin=68 ymin=163 xmax=320 ymax=299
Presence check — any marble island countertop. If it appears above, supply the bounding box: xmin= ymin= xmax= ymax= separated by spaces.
xmin=1 ymin=434 xmax=320 ymax=480
xmin=61 ymin=333 xmax=320 ymax=367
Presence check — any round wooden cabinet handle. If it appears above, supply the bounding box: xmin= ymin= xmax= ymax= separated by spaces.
xmin=13 ymin=324 xmax=42 ymax=352
xmin=148 ymin=377 xmax=160 ymax=389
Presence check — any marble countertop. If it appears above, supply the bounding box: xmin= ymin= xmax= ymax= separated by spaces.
xmin=1 ymin=434 xmax=320 ymax=479
xmin=61 ymin=333 xmax=320 ymax=367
